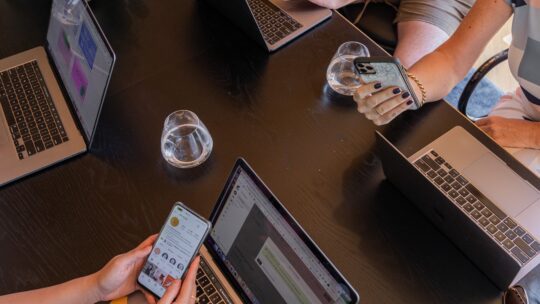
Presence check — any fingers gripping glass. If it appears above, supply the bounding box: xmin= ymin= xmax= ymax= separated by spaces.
xmin=326 ymin=41 xmax=370 ymax=96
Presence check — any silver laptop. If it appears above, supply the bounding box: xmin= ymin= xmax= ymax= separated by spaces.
xmin=206 ymin=0 xmax=331 ymax=51
xmin=0 ymin=0 xmax=115 ymax=186
xmin=376 ymin=126 xmax=540 ymax=289
xmin=136 ymin=159 xmax=359 ymax=304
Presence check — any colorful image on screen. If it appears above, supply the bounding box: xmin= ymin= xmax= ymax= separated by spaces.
xmin=56 ymin=29 xmax=73 ymax=65
xmin=78 ymin=22 xmax=97 ymax=70
xmin=71 ymin=58 xmax=88 ymax=100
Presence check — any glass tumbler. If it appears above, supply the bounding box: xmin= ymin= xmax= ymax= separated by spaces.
xmin=161 ymin=110 xmax=213 ymax=169
xmin=326 ymin=41 xmax=370 ymax=96
xmin=51 ymin=0 xmax=83 ymax=26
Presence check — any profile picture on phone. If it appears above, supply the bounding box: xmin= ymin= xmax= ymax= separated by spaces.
xmin=170 ymin=216 xmax=180 ymax=227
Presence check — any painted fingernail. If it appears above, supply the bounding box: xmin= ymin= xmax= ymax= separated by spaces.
xmin=374 ymin=82 xmax=382 ymax=89
xmin=406 ymin=99 xmax=413 ymax=105
xmin=392 ymin=88 xmax=401 ymax=94
xmin=401 ymin=92 xmax=410 ymax=99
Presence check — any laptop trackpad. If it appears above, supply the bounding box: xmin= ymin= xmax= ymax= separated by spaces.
xmin=515 ymin=199 xmax=540 ymax=238
xmin=462 ymin=153 xmax=540 ymax=218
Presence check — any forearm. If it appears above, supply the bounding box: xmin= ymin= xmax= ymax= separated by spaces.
xmin=529 ymin=123 xmax=540 ymax=149
xmin=307 ymin=0 xmax=361 ymax=9
xmin=408 ymin=48 xmax=465 ymax=102
xmin=0 ymin=274 xmax=101 ymax=304
xmin=406 ymin=0 xmax=512 ymax=103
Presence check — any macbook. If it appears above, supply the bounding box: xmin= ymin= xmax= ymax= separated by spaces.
xmin=135 ymin=158 xmax=360 ymax=304
xmin=206 ymin=0 xmax=331 ymax=51
xmin=0 ymin=0 xmax=115 ymax=186
xmin=376 ymin=126 xmax=540 ymax=289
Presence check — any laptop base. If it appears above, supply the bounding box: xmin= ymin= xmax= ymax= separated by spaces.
xmin=376 ymin=129 xmax=540 ymax=290
xmin=0 ymin=47 xmax=86 ymax=187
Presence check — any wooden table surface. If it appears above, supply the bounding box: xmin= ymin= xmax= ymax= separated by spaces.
xmin=1 ymin=0 xmax=539 ymax=303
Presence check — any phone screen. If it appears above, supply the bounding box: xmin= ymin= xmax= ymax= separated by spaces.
xmin=138 ymin=204 xmax=210 ymax=298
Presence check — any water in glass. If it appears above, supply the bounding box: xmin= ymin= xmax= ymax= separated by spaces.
xmin=161 ymin=111 xmax=213 ymax=168
xmin=326 ymin=42 xmax=370 ymax=96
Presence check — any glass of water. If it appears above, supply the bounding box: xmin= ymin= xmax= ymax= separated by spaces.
xmin=161 ymin=110 xmax=213 ymax=169
xmin=326 ymin=41 xmax=370 ymax=96
xmin=51 ymin=0 xmax=83 ymax=26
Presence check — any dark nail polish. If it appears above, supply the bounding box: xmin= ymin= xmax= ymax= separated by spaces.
xmin=374 ymin=82 xmax=382 ymax=89
xmin=401 ymin=91 xmax=410 ymax=99
xmin=392 ymin=88 xmax=401 ymax=94
xmin=406 ymin=99 xmax=413 ymax=105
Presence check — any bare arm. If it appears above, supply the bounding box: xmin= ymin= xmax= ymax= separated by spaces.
xmin=409 ymin=0 xmax=513 ymax=102
xmin=307 ymin=0 xmax=361 ymax=9
xmin=0 ymin=235 xmax=199 ymax=304
xmin=0 ymin=276 xmax=100 ymax=304
xmin=353 ymin=0 xmax=513 ymax=125
xmin=0 ymin=235 xmax=154 ymax=304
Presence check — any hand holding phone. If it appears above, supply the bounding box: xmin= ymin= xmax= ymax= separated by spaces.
xmin=352 ymin=56 xmax=419 ymax=125
xmin=137 ymin=203 xmax=211 ymax=299
xmin=144 ymin=256 xmax=201 ymax=304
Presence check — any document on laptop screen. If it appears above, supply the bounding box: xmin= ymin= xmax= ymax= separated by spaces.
xmin=211 ymin=168 xmax=353 ymax=304
xmin=46 ymin=1 xmax=114 ymax=140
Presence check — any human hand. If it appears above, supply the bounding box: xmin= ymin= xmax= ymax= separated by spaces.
xmin=142 ymin=256 xmax=200 ymax=304
xmin=354 ymin=81 xmax=415 ymax=125
xmin=91 ymin=234 xmax=157 ymax=302
xmin=476 ymin=116 xmax=540 ymax=149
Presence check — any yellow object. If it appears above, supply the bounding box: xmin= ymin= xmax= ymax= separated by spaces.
xmin=406 ymin=70 xmax=427 ymax=107
xmin=110 ymin=297 xmax=128 ymax=304
xmin=170 ymin=216 xmax=180 ymax=227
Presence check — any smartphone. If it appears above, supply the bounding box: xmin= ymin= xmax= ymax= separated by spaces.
xmin=353 ymin=56 xmax=421 ymax=109
xmin=137 ymin=202 xmax=211 ymax=298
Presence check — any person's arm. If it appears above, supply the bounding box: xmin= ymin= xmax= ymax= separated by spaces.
xmin=0 ymin=235 xmax=157 ymax=304
xmin=307 ymin=0 xmax=361 ymax=9
xmin=0 ymin=275 xmax=101 ymax=304
xmin=0 ymin=235 xmax=198 ymax=304
xmin=354 ymin=0 xmax=513 ymax=125
xmin=475 ymin=116 xmax=540 ymax=149
xmin=408 ymin=0 xmax=513 ymax=102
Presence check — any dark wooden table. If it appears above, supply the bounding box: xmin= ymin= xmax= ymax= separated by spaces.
xmin=1 ymin=1 xmax=539 ymax=303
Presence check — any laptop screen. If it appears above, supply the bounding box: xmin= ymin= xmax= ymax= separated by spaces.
xmin=208 ymin=160 xmax=358 ymax=304
xmin=46 ymin=0 xmax=115 ymax=143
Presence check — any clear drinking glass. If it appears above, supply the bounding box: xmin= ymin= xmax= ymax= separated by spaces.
xmin=51 ymin=0 xmax=83 ymax=26
xmin=326 ymin=41 xmax=370 ymax=96
xmin=161 ymin=110 xmax=213 ymax=169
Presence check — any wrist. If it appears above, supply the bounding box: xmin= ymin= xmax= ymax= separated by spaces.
xmin=85 ymin=272 xmax=105 ymax=303
xmin=530 ymin=122 xmax=540 ymax=149
xmin=406 ymin=71 xmax=426 ymax=107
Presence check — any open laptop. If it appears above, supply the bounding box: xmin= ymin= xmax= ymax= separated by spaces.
xmin=376 ymin=126 xmax=540 ymax=289
xmin=206 ymin=0 xmax=331 ymax=52
xmin=135 ymin=158 xmax=359 ymax=304
xmin=0 ymin=0 xmax=115 ymax=186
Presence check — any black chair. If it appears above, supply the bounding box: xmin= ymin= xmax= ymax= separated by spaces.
xmin=457 ymin=49 xmax=509 ymax=119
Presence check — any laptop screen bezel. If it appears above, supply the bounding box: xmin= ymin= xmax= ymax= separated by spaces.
xmin=205 ymin=158 xmax=360 ymax=304
xmin=45 ymin=0 xmax=116 ymax=147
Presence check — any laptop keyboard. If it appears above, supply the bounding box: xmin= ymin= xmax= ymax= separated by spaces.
xmin=247 ymin=0 xmax=302 ymax=45
xmin=415 ymin=150 xmax=540 ymax=266
xmin=0 ymin=61 xmax=69 ymax=160
xmin=196 ymin=257 xmax=233 ymax=304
